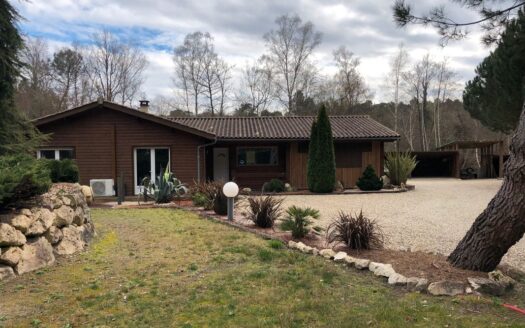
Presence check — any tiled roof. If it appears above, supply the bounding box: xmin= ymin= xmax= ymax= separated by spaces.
xmin=171 ymin=116 xmax=399 ymax=141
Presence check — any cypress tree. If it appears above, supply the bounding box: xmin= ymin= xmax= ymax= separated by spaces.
xmin=306 ymin=121 xmax=319 ymax=191
xmin=308 ymin=105 xmax=336 ymax=193
xmin=0 ymin=0 xmax=45 ymax=155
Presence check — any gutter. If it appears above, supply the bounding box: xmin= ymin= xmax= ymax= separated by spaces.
xmin=197 ymin=136 xmax=218 ymax=183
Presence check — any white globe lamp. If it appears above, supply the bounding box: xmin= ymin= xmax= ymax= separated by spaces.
xmin=222 ymin=182 xmax=239 ymax=221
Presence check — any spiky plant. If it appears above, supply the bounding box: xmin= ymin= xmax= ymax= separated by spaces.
xmin=326 ymin=211 xmax=384 ymax=250
xmin=384 ymin=152 xmax=418 ymax=185
xmin=245 ymin=196 xmax=283 ymax=228
xmin=281 ymin=205 xmax=321 ymax=238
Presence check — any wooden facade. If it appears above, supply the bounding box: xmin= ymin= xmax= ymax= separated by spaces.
xmin=35 ymin=101 xmax=396 ymax=194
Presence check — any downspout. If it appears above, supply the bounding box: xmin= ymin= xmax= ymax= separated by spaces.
xmin=197 ymin=136 xmax=218 ymax=183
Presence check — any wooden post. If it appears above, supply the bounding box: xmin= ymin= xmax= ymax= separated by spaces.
xmin=117 ymin=171 xmax=124 ymax=205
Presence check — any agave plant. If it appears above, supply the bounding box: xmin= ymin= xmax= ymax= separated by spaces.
xmin=144 ymin=166 xmax=187 ymax=204
xmin=281 ymin=206 xmax=321 ymax=238
xmin=384 ymin=152 xmax=418 ymax=186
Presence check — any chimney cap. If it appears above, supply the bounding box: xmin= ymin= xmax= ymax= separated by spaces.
xmin=139 ymin=100 xmax=149 ymax=106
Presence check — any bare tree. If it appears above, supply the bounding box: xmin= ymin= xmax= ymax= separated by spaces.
xmin=237 ymin=56 xmax=274 ymax=115
xmin=332 ymin=46 xmax=370 ymax=111
xmin=51 ymin=47 xmax=87 ymax=110
xmin=263 ymin=14 xmax=322 ymax=113
xmin=387 ymin=44 xmax=409 ymax=132
xmin=85 ymin=30 xmax=147 ymax=105
xmin=433 ymin=58 xmax=456 ymax=148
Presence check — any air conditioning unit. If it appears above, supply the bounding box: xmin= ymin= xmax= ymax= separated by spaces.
xmin=89 ymin=179 xmax=115 ymax=197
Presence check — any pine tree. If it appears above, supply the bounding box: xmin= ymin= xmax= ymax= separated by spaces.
xmin=0 ymin=0 xmax=46 ymax=155
xmin=306 ymin=121 xmax=318 ymax=191
xmin=307 ymin=105 xmax=336 ymax=193
xmin=463 ymin=9 xmax=525 ymax=134
xmin=356 ymin=165 xmax=383 ymax=191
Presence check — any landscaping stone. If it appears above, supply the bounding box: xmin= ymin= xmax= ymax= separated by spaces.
xmin=40 ymin=194 xmax=63 ymax=210
xmin=0 ymin=246 xmax=22 ymax=266
xmin=488 ymin=270 xmax=516 ymax=288
xmin=26 ymin=209 xmax=55 ymax=236
xmin=0 ymin=223 xmax=27 ymax=247
xmin=312 ymin=248 xmax=319 ymax=256
xmin=333 ymin=251 xmax=348 ymax=262
xmin=344 ymin=256 xmax=357 ymax=266
xmin=16 ymin=237 xmax=55 ymax=274
xmin=368 ymin=262 xmax=396 ymax=278
xmin=354 ymin=258 xmax=371 ymax=270
xmin=1 ymin=213 xmax=33 ymax=234
xmin=406 ymin=277 xmax=429 ymax=292
xmin=388 ymin=273 xmax=408 ymax=286
xmin=80 ymin=185 xmax=93 ymax=205
xmin=54 ymin=226 xmax=86 ymax=255
xmin=288 ymin=240 xmax=297 ymax=249
xmin=73 ymin=206 xmax=85 ymax=226
xmin=427 ymin=281 xmax=465 ymax=296
xmin=45 ymin=226 xmax=63 ymax=245
xmin=468 ymin=277 xmax=510 ymax=296
xmin=54 ymin=206 xmax=75 ymax=227
xmin=0 ymin=265 xmax=15 ymax=281
xmin=319 ymin=249 xmax=336 ymax=259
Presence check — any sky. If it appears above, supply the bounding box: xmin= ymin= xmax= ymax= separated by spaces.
xmin=14 ymin=0 xmax=494 ymax=104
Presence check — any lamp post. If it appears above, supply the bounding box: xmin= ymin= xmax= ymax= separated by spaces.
xmin=222 ymin=182 xmax=239 ymax=221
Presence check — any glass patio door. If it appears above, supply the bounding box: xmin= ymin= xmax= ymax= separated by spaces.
xmin=134 ymin=147 xmax=170 ymax=194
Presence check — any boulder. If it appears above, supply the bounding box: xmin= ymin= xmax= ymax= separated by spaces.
xmin=369 ymin=262 xmax=396 ymax=278
xmin=1 ymin=213 xmax=33 ymax=234
xmin=344 ymin=256 xmax=357 ymax=266
xmin=319 ymin=249 xmax=336 ymax=259
xmin=388 ymin=273 xmax=408 ymax=286
xmin=0 ymin=246 xmax=22 ymax=266
xmin=73 ymin=206 xmax=85 ymax=226
xmin=16 ymin=237 xmax=55 ymax=274
xmin=312 ymin=248 xmax=319 ymax=256
xmin=54 ymin=226 xmax=85 ymax=255
xmin=333 ymin=251 xmax=348 ymax=262
xmin=40 ymin=194 xmax=63 ymax=210
xmin=0 ymin=223 xmax=27 ymax=246
xmin=407 ymin=277 xmax=429 ymax=292
xmin=288 ymin=240 xmax=298 ymax=249
xmin=45 ymin=226 xmax=63 ymax=245
xmin=61 ymin=194 xmax=77 ymax=208
xmin=26 ymin=208 xmax=55 ymax=236
xmin=468 ymin=277 xmax=510 ymax=296
xmin=354 ymin=258 xmax=371 ymax=270
xmin=53 ymin=206 xmax=75 ymax=227
xmin=488 ymin=270 xmax=516 ymax=288
xmin=427 ymin=281 xmax=465 ymax=296
xmin=0 ymin=265 xmax=15 ymax=281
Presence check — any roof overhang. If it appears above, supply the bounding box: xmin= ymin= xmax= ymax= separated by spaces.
xmin=33 ymin=101 xmax=216 ymax=140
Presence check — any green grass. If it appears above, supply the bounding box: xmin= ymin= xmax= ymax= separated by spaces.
xmin=0 ymin=208 xmax=524 ymax=327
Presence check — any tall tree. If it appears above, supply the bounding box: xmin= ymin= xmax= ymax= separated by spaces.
xmin=332 ymin=46 xmax=369 ymax=110
xmin=263 ymin=14 xmax=322 ymax=113
xmin=0 ymin=0 xmax=45 ymax=155
xmin=388 ymin=44 xmax=409 ymax=133
xmin=307 ymin=106 xmax=336 ymax=193
xmin=85 ymin=30 xmax=147 ymax=105
xmin=394 ymin=0 xmax=525 ymax=271
xmin=51 ymin=47 xmax=87 ymax=110
xmin=237 ymin=57 xmax=274 ymax=115
xmin=433 ymin=58 xmax=456 ymax=148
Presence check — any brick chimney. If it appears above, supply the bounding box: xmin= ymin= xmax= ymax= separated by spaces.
xmin=139 ymin=100 xmax=149 ymax=113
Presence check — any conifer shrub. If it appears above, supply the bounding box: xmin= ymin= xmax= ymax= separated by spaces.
xmin=356 ymin=165 xmax=383 ymax=191
xmin=43 ymin=159 xmax=79 ymax=183
xmin=262 ymin=178 xmax=285 ymax=193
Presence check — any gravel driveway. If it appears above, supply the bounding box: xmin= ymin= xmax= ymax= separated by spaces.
xmin=280 ymin=178 xmax=525 ymax=271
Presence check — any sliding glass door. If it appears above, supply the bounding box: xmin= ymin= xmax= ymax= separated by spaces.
xmin=134 ymin=147 xmax=170 ymax=194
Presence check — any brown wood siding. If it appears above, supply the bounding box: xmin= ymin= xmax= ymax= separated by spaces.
xmin=38 ymin=106 xmax=207 ymax=195
xmin=288 ymin=141 xmax=384 ymax=189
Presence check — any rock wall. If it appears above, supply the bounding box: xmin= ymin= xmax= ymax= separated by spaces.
xmin=0 ymin=183 xmax=95 ymax=280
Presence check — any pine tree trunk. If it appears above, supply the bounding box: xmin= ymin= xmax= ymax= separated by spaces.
xmin=448 ymin=103 xmax=525 ymax=272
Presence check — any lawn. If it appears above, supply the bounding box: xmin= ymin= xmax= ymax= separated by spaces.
xmin=0 ymin=208 xmax=524 ymax=327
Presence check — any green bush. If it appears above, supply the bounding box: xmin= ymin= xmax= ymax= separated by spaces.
xmin=192 ymin=192 xmax=209 ymax=207
xmin=356 ymin=165 xmax=383 ymax=191
xmin=262 ymin=178 xmax=285 ymax=193
xmin=307 ymin=105 xmax=336 ymax=193
xmin=280 ymin=205 xmax=321 ymax=239
xmin=384 ymin=152 xmax=418 ymax=186
xmin=0 ymin=155 xmax=52 ymax=210
xmin=190 ymin=181 xmax=222 ymax=210
xmin=326 ymin=211 xmax=384 ymax=250
xmin=43 ymin=159 xmax=79 ymax=183
xmin=244 ymin=196 xmax=283 ymax=228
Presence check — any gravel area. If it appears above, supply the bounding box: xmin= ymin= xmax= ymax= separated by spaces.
xmin=279 ymin=178 xmax=525 ymax=271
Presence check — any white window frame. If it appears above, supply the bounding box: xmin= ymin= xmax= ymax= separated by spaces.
xmin=133 ymin=147 xmax=171 ymax=195
xmin=37 ymin=148 xmax=74 ymax=160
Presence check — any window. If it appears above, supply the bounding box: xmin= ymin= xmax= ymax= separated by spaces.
xmin=134 ymin=147 xmax=170 ymax=194
xmin=237 ymin=147 xmax=278 ymax=166
xmin=37 ymin=148 xmax=74 ymax=160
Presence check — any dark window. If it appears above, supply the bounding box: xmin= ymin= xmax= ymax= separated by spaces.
xmin=59 ymin=149 xmax=74 ymax=160
xmin=237 ymin=147 xmax=278 ymax=166
xmin=154 ymin=148 xmax=170 ymax=175
xmin=335 ymin=143 xmax=372 ymax=168
xmin=136 ymin=148 xmax=151 ymax=186
xmin=39 ymin=150 xmax=56 ymax=159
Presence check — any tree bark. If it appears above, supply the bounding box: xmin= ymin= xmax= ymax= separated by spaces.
xmin=448 ymin=103 xmax=525 ymax=272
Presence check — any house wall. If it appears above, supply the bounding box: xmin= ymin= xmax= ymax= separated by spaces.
xmin=37 ymin=106 xmax=206 ymax=195
xmin=287 ymin=141 xmax=384 ymax=189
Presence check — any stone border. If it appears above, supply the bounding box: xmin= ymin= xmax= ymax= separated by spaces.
xmin=183 ymin=206 xmax=515 ymax=297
